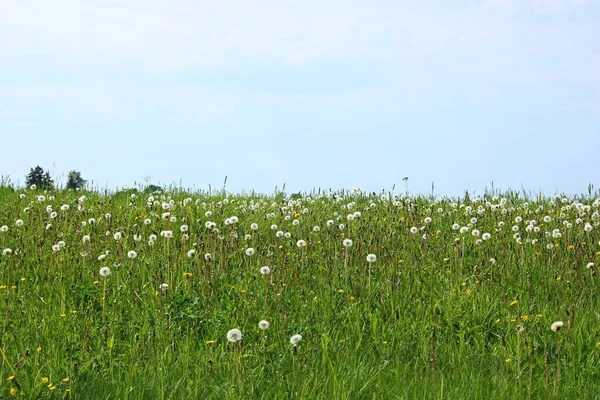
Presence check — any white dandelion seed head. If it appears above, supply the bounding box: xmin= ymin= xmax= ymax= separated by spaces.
xmin=113 ymin=232 xmax=122 ymax=241
xmin=133 ymin=234 xmax=142 ymax=242
xmin=258 ymin=320 xmax=270 ymax=330
xmin=338 ymin=224 xmax=345 ymax=230
xmin=271 ymin=224 xmax=278 ymax=230
xmin=144 ymin=218 xmax=151 ymax=225
xmin=551 ymin=321 xmax=564 ymax=332
xmin=180 ymin=224 xmax=189 ymax=232
xmin=2 ymin=248 xmax=13 ymax=256
xmin=230 ymin=216 xmax=239 ymax=224
xmin=98 ymin=254 xmax=107 ymax=261
xmin=313 ymin=226 xmax=320 ymax=232
xmin=343 ymin=239 xmax=353 ymax=248
xmin=0 ymin=226 xmax=8 ymax=233
xmin=296 ymin=240 xmax=307 ymax=248
xmin=105 ymin=213 xmax=111 ymax=220
xmin=586 ymin=262 xmax=595 ymax=269
xmin=284 ymin=232 xmax=292 ymax=238
xmin=424 ymin=217 xmax=432 ymax=224
xmin=99 ymin=267 xmax=111 ymax=277
xmin=250 ymin=223 xmax=258 ymax=230
xmin=227 ymin=328 xmax=242 ymax=343
xmin=204 ymin=253 xmax=212 ymax=261
xmin=366 ymin=254 xmax=377 ymax=263
xmin=127 ymin=250 xmax=138 ymax=259
xmin=482 ymin=233 xmax=491 ymax=241
xmin=83 ymin=235 xmax=91 ymax=242
xmin=15 ymin=219 xmax=24 ymax=227
xmin=260 ymin=266 xmax=271 ymax=275
xmin=245 ymin=247 xmax=255 ymax=256
xmin=471 ymin=229 xmax=480 ymax=237
xmin=410 ymin=227 xmax=419 ymax=234
xmin=276 ymin=230 xmax=284 ymax=238
xmin=160 ymin=283 xmax=169 ymax=291
xmin=290 ymin=334 xmax=302 ymax=346
xmin=327 ymin=220 xmax=334 ymax=226
xmin=292 ymin=219 xmax=300 ymax=226
xmin=187 ymin=249 xmax=196 ymax=258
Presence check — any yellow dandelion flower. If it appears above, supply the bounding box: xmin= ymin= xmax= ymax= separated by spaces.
xmin=184 ymin=272 xmax=192 ymax=278
xmin=340 ymin=232 xmax=345 ymax=238
xmin=521 ymin=315 xmax=529 ymax=321
xmin=7 ymin=376 xmax=15 ymax=381
xmin=461 ymin=282 xmax=467 ymax=287
xmin=60 ymin=313 xmax=67 ymax=318
xmin=36 ymin=347 xmax=41 ymax=352
xmin=206 ymin=340 xmax=215 ymax=345
xmin=350 ymin=296 xmax=355 ymax=301
xmin=42 ymin=377 xmax=49 ymax=383
xmin=338 ymin=289 xmax=344 ymax=293
xmin=61 ymin=378 xmax=69 ymax=383
xmin=495 ymin=319 xmax=501 ymax=323
xmin=313 ymin=296 xmax=318 ymax=301
xmin=92 ymin=281 xmax=99 ymax=285
xmin=465 ymin=289 xmax=472 ymax=295
xmin=556 ymin=276 xmax=561 ymax=281
xmin=10 ymin=388 xmax=17 ymax=395
xmin=20 ymin=277 xmax=25 ymax=282
xmin=567 ymin=245 xmax=574 ymax=250
xmin=509 ymin=300 xmax=518 ymax=306
xmin=49 ymin=385 xmax=57 ymax=390
xmin=536 ymin=314 xmax=543 ymax=318
xmin=66 ymin=388 xmax=71 ymax=393
xmin=504 ymin=358 xmax=511 ymax=363
xmin=596 ymin=342 xmax=600 ymax=347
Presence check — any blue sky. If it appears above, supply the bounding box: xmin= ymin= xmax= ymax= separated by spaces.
xmin=1 ymin=0 xmax=599 ymax=196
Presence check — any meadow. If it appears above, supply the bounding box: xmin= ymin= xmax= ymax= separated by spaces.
xmin=1 ymin=186 xmax=600 ymax=399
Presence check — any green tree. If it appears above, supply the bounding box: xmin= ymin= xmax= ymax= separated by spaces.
xmin=25 ymin=166 xmax=54 ymax=190
xmin=66 ymin=170 xmax=87 ymax=190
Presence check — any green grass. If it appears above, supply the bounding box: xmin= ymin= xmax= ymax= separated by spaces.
xmin=1 ymin=186 xmax=600 ymax=399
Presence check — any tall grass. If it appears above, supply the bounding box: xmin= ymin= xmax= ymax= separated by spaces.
xmin=1 ymin=188 xmax=599 ymax=399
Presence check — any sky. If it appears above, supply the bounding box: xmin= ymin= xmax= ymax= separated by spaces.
xmin=1 ymin=0 xmax=599 ymax=196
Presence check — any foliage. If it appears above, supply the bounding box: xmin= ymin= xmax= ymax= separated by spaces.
xmin=24 ymin=166 xmax=54 ymax=190
xmin=1 ymin=189 xmax=600 ymax=399
xmin=65 ymin=170 xmax=87 ymax=190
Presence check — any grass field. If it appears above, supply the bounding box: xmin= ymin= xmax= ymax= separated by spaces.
xmin=1 ymin=186 xmax=600 ymax=399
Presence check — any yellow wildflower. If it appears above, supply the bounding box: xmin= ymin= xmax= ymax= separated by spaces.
xmin=509 ymin=300 xmax=518 ymax=306
xmin=41 ymin=377 xmax=49 ymax=383
xmin=10 ymin=388 xmax=17 ymax=395
xmin=7 ymin=376 xmax=15 ymax=381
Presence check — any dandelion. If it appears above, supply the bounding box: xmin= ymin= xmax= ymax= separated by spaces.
xmin=258 ymin=320 xmax=270 ymax=329
xmin=296 ymin=240 xmax=307 ymax=248
xmin=366 ymin=254 xmax=377 ymax=263
xmin=187 ymin=249 xmax=196 ymax=258
xmin=551 ymin=321 xmax=564 ymax=332
xmin=482 ymin=232 xmax=491 ymax=240
xmin=204 ymin=253 xmax=212 ymax=261
xmin=113 ymin=232 xmax=122 ymax=241
xmin=51 ymin=244 xmax=60 ymax=252
xmin=245 ymin=247 xmax=255 ymax=256
xmin=410 ymin=227 xmax=418 ymax=234
xmin=285 ymin=232 xmax=292 ymax=238
xmin=127 ymin=250 xmax=138 ymax=259
xmin=586 ymin=262 xmax=595 ymax=269
xmin=250 ymin=223 xmax=258 ymax=230
xmin=99 ymin=267 xmax=111 ymax=277
xmin=227 ymin=328 xmax=242 ymax=343
xmin=15 ymin=219 xmax=23 ymax=227
xmin=260 ymin=266 xmax=271 ymax=275
xmin=180 ymin=224 xmax=188 ymax=232
xmin=459 ymin=226 xmax=468 ymax=234
xmin=2 ymin=248 xmax=12 ymax=256
xmin=343 ymin=239 xmax=353 ymax=247
xmin=313 ymin=226 xmax=320 ymax=232
xmin=0 ymin=225 xmax=7 ymax=233
xmin=290 ymin=334 xmax=302 ymax=346
xmin=161 ymin=230 xmax=173 ymax=238
xmin=276 ymin=230 xmax=284 ymax=237
xmin=424 ymin=217 xmax=432 ymax=224
xmin=160 ymin=283 xmax=168 ymax=291
xmin=471 ymin=229 xmax=480 ymax=237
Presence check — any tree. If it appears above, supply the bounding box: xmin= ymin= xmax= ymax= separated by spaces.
xmin=66 ymin=170 xmax=87 ymax=190
xmin=25 ymin=166 xmax=54 ymax=190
